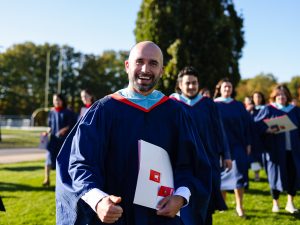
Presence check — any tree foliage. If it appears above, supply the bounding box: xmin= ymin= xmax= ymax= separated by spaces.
xmin=0 ymin=43 xmax=128 ymax=115
xmin=135 ymin=0 xmax=245 ymax=94
xmin=235 ymin=73 xmax=277 ymax=102
xmin=287 ymin=76 xmax=300 ymax=100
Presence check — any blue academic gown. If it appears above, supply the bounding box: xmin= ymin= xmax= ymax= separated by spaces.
xmin=170 ymin=93 xmax=230 ymax=219
xmin=247 ymin=106 xmax=265 ymax=167
xmin=254 ymin=104 xmax=300 ymax=192
xmin=214 ymin=98 xmax=252 ymax=190
xmin=56 ymin=90 xmax=211 ymax=225
xmin=47 ymin=108 xmax=75 ymax=169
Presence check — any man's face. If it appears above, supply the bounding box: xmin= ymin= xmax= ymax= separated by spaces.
xmin=179 ymin=75 xmax=199 ymax=99
xmin=125 ymin=42 xmax=163 ymax=95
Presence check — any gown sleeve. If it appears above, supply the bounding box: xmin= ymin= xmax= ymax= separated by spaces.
xmin=176 ymin=109 xmax=212 ymax=225
xmin=56 ymin=99 xmax=109 ymax=224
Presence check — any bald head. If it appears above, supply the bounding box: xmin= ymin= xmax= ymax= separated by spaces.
xmin=128 ymin=41 xmax=163 ymax=65
xmin=125 ymin=41 xmax=164 ymax=95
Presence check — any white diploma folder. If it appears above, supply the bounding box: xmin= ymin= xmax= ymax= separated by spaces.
xmin=264 ymin=115 xmax=297 ymax=133
xmin=134 ymin=140 xmax=176 ymax=212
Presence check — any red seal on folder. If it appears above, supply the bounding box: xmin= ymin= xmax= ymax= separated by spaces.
xmin=149 ymin=169 xmax=161 ymax=183
xmin=158 ymin=186 xmax=174 ymax=197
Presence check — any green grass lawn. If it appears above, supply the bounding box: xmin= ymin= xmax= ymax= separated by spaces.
xmin=213 ymin=172 xmax=300 ymax=225
xmin=0 ymin=160 xmax=300 ymax=224
xmin=0 ymin=128 xmax=47 ymax=149
xmin=0 ymin=161 xmax=56 ymax=225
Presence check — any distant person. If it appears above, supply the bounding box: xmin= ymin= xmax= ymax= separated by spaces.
xmin=255 ymin=84 xmax=300 ymax=214
xmin=55 ymin=41 xmax=211 ymax=225
xmin=0 ymin=196 xmax=5 ymax=212
xmin=291 ymin=98 xmax=298 ymax=106
xmin=199 ymin=88 xmax=212 ymax=98
xmin=170 ymin=66 xmax=231 ymax=225
xmin=247 ymin=92 xmax=267 ymax=181
xmin=244 ymin=96 xmax=254 ymax=113
xmin=214 ymin=78 xmax=252 ymax=218
xmin=79 ymin=89 xmax=95 ymax=119
xmin=43 ymin=93 xmax=75 ymax=187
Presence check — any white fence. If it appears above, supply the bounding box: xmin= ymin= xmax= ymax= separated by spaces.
xmin=0 ymin=115 xmax=31 ymax=128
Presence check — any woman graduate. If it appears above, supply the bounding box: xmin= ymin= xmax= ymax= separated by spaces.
xmin=254 ymin=84 xmax=300 ymax=214
xmin=79 ymin=89 xmax=95 ymax=119
xmin=170 ymin=66 xmax=232 ymax=225
xmin=247 ymin=92 xmax=266 ymax=181
xmin=43 ymin=93 xmax=75 ymax=186
xmin=213 ymin=78 xmax=252 ymax=217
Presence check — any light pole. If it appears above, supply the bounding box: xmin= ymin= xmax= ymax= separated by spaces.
xmin=45 ymin=51 xmax=50 ymax=108
xmin=0 ymin=46 xmax=3 ymax=141
xmin=57 ymin=48 xmax=63 ymax=94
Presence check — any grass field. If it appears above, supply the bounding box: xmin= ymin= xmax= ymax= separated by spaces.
xmin=0 ymin=161 xmax=56 ymax=225
xmin=0 ymin=160 xmax=300 ymax=224
xmin=0 ymin=128 xmax=47 ymax=149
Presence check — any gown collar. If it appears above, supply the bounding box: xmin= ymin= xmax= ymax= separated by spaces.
xmin=113 ymin=87 xmax=167 ymax=110
xmin=271 ymin=102 xmax=294 ymax=113
xmin=170 ymin=93 xmax=203 ymax=106
xmin=214 ymin=97 xmax=234 ymax=103
xmin=255 ymin=105 xmax=265 ymax=110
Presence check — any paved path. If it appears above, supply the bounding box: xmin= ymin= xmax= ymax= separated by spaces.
xmin=0 ymin=148 xmax=46 ymax=164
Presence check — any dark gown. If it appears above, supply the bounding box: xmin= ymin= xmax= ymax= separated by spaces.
xmin=214 ymin=99 xmax=252 ymax=190
xmin=254 ymin=104 xmax=300 ymax=192
xmin=170 ymin=94 xmax=230 ymax=221
xmin=56 ymin=93 xmax=211 ymax=225
xmin=247 ymin=106 xmax=265 ymax=169
xmin=47 ymin=108 xmax=75 ymax=169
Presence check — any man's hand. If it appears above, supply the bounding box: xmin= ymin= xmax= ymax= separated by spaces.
xmin=266 ymin=127 xmax=279 ymax=134
xmin=246 ymin=145 xmax=251 ymax=155
xmin=223 ymin=159 xmax=232 ymax=170
xmin=58 ymin=126 xmax=69 ymax=137
xmin=96 ymin=195 xmax=123 ymax=223
xmin=156 ymin=195 xmax=184 ymax=218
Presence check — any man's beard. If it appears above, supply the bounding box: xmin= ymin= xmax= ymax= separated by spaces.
xmin=189 ymin=93 xmax=199 ymax=99
xmin=133 ymin=74 xmax=160 ymax=93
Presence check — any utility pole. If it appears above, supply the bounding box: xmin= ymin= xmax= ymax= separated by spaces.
xmin=45 ymin=51 xmax=50 ymax=108
xmin=57 ymin=48 xmax=63 ymax=94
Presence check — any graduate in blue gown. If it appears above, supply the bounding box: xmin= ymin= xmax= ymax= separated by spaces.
xmin=78 ymin=89 xmax=95 ymax=120
xmin=43 ymin=93 xmax=75 ymax=187
xmin=213 ymin=78 xmax=252 ymax=218
xmin=254 ymin=84 xmax=300 ymax=214
xmin=56 ymin=41 xmax=211 ymax=225
xmin=245 ymin=92 xmax=266 ymax=181
xmin=170 ymin=66 xmax=232 ymax=225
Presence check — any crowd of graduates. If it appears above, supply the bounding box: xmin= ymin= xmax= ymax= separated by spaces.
xmin=171 ymin=66 xmax=300 ymax=224
xmin=33 ymin=41 xmax=300 ymax=225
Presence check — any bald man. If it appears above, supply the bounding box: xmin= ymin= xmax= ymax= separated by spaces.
xmin=56 ymin=41 xmax=211 ymax=225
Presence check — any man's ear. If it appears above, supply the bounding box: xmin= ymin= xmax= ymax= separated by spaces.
xmin=124 ymin=60 xmax=129 ymax=73
xmin=178 ymin=81 xmax=182 ymax=90
xmin=160 ymin=66 xmax=164 ymax=78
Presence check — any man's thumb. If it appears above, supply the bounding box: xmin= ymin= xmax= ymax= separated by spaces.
xmin=109 ymin=195 xmax=122 ymax=204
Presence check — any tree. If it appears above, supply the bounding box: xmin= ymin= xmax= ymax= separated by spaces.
xmin=0 ymin=42 xmax=128 ymax=116
xmin=287 ymin=76 xmax=300 ymax=100
xmin=0 ymin=42 xmax=58 ymax=115
xmin=135 ymin=0 xmax=244 ymax=94
xmin=74 ymin=50 xmax=128 ymax=111
xmin=235 ymin=73 xmax=277 ymax=102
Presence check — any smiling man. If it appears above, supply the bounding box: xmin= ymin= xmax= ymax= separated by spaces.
xmin=170 ymin=66 xmax=231 ymax=225
xmin=55 ymin=41 xmax=211 ymax=225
